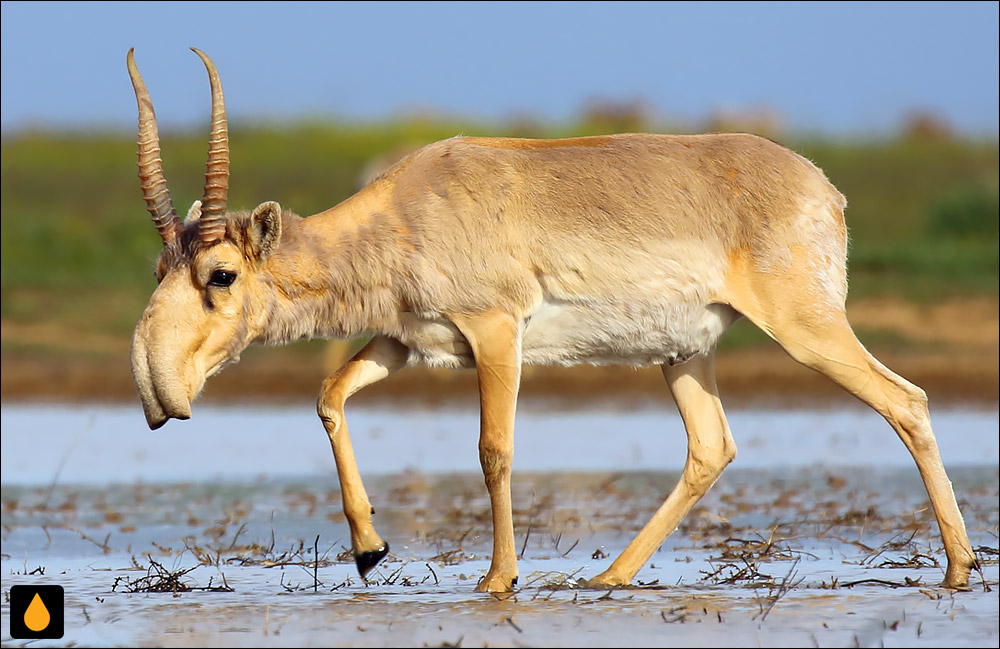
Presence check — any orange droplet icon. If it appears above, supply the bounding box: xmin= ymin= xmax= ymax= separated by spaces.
xmin=24 ymin=592 xmax=51 ymax=632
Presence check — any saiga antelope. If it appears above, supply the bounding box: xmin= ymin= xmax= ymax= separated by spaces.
xmin=128 ymin=49 xmax=978 ymax=592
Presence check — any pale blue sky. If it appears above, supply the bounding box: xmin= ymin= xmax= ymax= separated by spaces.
xmin=1 ymin=1 xmax=997 ymax=135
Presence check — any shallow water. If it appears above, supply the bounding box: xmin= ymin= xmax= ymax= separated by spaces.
xmin=3 ymin=403 xmax=998 ymax=483
xmin=2 ymin=403 xmax=998 ymax=647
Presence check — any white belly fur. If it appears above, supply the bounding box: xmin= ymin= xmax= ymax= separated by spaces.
xmin=521 ymin=298 xmax=739 ymax=367
xmin=397 ymin=298 xmax=740 ymax=369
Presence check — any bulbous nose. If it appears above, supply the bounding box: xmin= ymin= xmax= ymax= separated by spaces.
xmin=130 ymin=300 xmax=195 ymax=429
xmin=146 ymin=402 xmax=191 ymax=430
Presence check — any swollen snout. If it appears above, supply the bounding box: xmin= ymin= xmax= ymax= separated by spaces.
xmin=130 ymin=313 xmax=193 ymax=429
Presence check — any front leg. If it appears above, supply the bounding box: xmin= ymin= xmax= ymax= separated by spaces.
xmin=316 ymin=336 xmax=409 ymax=578
xmin=451 ymin=311 xmax=522 ymax=593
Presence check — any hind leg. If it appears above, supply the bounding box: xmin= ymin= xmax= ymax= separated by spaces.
xmin=587 ymin=351 xmax=737 ymax=587
xmin=732 ymin=294 xmax=978 ymax=588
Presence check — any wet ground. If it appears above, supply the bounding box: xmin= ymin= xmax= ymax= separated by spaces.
xmin=2 ymin=404 xmax=998 ymax=647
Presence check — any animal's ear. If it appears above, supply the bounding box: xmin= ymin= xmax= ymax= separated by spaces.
xmin=185 ymin=200 xmax=202 ymax=224
xmin=248 ymin=201 xmax=283 ymax=261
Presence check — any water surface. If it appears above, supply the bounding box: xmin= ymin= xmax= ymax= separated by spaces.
xmin=2 ymin=404 xmax=997 ymax=647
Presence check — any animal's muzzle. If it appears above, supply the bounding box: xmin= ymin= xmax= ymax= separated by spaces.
xmin=130 ymin=313 xmax=193 ymax=429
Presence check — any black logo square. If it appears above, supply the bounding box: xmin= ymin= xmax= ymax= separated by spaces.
xmin=9 ymin=585 xmax=64 ymax=639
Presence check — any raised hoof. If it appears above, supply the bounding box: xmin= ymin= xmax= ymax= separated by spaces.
xmin=355 ymin=542 xmax=389 ymax=578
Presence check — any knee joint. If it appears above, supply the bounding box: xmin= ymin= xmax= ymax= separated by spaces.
xmin=317 ymin=382 xmax=346 ymax=432
xmin=890 ymin=383 xmax=932 ymax=440
xmin=688 ymin=442 xmax=735 ymax=486
xmin=479 ymin=446 xmax=511 ymax=479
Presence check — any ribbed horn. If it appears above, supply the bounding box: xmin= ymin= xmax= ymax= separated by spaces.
xmin=191 ymin=48 xmax=229 ymax=245
xmin=127 ymin=48 xmax=182 ymax=245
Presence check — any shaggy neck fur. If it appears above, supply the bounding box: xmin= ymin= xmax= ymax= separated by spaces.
xmin=254 ymin=207 xmax=409 ymax=345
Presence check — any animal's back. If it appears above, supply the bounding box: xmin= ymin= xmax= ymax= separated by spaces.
xmin=391 ymin=132 xmax=841 ymax=242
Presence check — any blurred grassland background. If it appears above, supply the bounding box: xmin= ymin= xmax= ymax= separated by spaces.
xmin=1 ymin=111 xmax=998 ymax=403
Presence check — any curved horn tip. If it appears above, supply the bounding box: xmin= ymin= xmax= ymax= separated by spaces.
xmin=190 ymin=47 xmax=212 ymax=63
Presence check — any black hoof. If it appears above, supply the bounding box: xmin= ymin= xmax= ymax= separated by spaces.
xmin=355 ymin=543 xmax=389 ymax=578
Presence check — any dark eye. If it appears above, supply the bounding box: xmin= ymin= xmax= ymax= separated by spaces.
xmin=208 ymin=270 xmax=236 ymax=287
